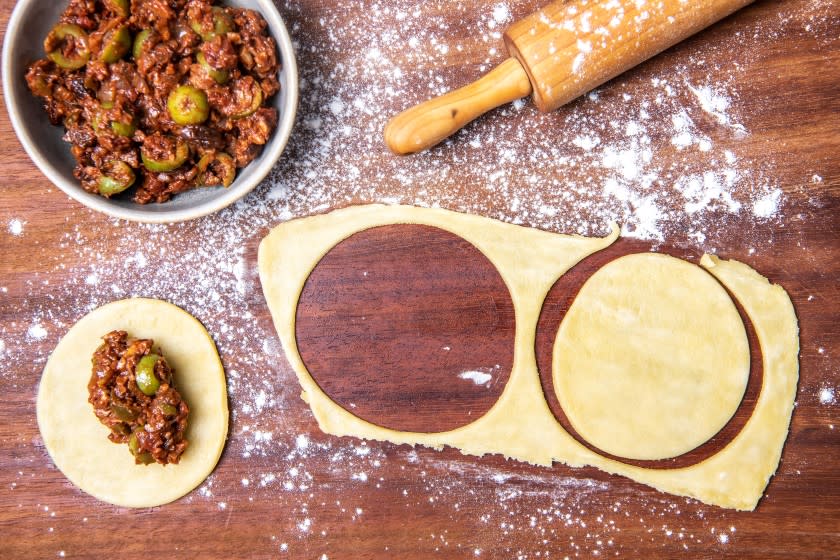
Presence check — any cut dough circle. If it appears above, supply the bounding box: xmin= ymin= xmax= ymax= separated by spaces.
xmin=552 ymin=253 xmax=750 ymax=460
xmin=37 ymin=298 xmax=228 ymax=508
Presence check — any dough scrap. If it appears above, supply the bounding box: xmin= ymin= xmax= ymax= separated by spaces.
xmin=553 ymin=253 xmax=750 ymax=460
xmin=37 ymin=298 xmax=228 ymax=508
xmin=258 ymin=205 xmax=799 ymax=510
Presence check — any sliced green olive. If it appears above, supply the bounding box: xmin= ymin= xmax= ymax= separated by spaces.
xmin=136 ymin=452 xmax=155 ymax=465
xmin=26 ymin=71 xmax=52 ymax=97
xmin=97 ymin=161 xmax=135 ymax=196
xmin=157 ymin=403 xmax=178 ymax=417
xmin=167 ymin=85 xmax=210 ymax=125
xmin=190 ymin=7 xmax=234 ymax=42
xmin=111 ymin=403 xmax=138 ymax=422
xmin=110 ymin=118 xmax=136 ymax=137
xmin=197 ymin=51 xmax=229 ymax=84
xmin=100 ymin=24 xmax=131 ymax=63
xmin=128 ymin=430 xmax=141 ymax=455
xmin=45 ymin=24 xmax=90 ymax=70
xmin=229 ymin=79 xmax=263 ymax=119
xmin=135 ymin=354 xmax=161 ymax=396
xmin=141 ymin=136 xmax=190 ymax=172
xmin=132 ymin=29 xmax=153 ymax=60
xmin=94 ymin=102 xmax=137 ymax=137
xmin=111 ymin=422 xmax=131 ymax=436
xmin=197 ymin=152 xmax=236 ymax=187
xmin=103 ymin=0 xmax=130 ymax=18
xmin=128 ymin=430 xmax=154 ymax=463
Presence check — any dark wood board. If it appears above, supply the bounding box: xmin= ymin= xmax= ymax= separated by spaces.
xmin=1 ymin=0 xmax=839 ymax=558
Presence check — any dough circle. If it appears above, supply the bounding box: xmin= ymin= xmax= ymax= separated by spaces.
xmin=552 ymin=253 xmax=750 ymax=460
xmin=37 ymin=298 xmax=228 ymax=508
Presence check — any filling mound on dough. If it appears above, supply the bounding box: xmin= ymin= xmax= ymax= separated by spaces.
xmin=88 ymin=330 xmax=189 ymax=465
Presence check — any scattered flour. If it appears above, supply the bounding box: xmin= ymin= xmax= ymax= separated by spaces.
xmin=819 ymin=387 xmax=835 ymax=405
xmin=27 ymin=323 xmax=47 ymax=341
xmin=753 ymin=189 xmax=783 ymax=218
xmin=8 ymin=219 xmax=24 ymax=236
xmin=458 ymin=370 xmax=493 ymax=386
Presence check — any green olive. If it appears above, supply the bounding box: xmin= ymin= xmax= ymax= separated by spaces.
xmin=128 ymin=430 xmax=141 ymax=455
xmin=157 ymin=403 xmax=178 ymax=417
xmin=136 ymin=452 xmax=155 ymax=465
xmin=103 ymin=0 xmax=130 ymax=18
xmin=196 ymin=51 xmax=229 ymax=84
xmin=45 ymin=24 xmax=90 ymax=70
xmin=190 ymin=7 xmax=234 ymax=42
xmin=26 ymin=71 xmax=52 ymax=97
xmin=110 ymin=118 xmax=136 ymax=137
xmin=97 ymin=161 xmax=135 ymax=196
xmin=100 ymin=24 xmax=131 ymax=63
xmin=197 ymin=152 xmax=236 ymax=187
xmin=111 ymin=403 xmax=138 ymax=422
xmin=167 ymin=85 xmax=210 ymax=125
xmin=132 ymin=29 xmax=153 ymax=60
xmin=94 ymin=102 xmax=137 ymax=137
xmin=135 ymin=354 xmax=161 ymax=396
xmin=111 ymin=422 xmax=131 ymax=436
xmin=141 ymin=136 xmax=190 ymax=172
xmin=229 ymin=79 xmax=263 ymax=119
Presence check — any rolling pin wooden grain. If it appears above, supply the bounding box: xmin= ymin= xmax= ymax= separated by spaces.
xmin=384 ymin=0 xmax=754 ymax=154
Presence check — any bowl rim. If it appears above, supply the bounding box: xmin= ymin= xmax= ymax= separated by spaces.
xmin=2 ymin=0 xmax=298 ymax=224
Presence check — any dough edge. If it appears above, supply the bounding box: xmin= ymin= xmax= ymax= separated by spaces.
xmin=258 ymin=204 xmax=798 ymax=511
xmin=37 ymin=298 xmax=229 ymax=508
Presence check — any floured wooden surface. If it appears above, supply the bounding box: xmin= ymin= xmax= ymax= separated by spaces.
xmin=0 ymin=0 xmax=837 ymax=556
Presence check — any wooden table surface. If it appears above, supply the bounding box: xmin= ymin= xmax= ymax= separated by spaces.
xmin=1 ymin=0 xmax=839 ymax=558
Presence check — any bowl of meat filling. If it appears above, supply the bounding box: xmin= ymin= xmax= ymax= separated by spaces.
xmin=3 ymin=0 xmax=298 ymax=223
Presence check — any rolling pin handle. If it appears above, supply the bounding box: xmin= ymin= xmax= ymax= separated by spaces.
xmin=384 ymin=58 xmax=533 ymax=155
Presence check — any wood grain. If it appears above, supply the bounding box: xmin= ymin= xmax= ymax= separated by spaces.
xmin=505 ymin=0 xmax=755 ymax=111
xmin=297 ymin=224 xmax=516 ymax=433
xmin=1 ymin=0 xmax=839 ymax=558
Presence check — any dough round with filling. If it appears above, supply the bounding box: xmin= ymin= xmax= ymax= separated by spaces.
xmin=552 ymin=253 xmax=750 ymax=460
xmin=37 ymin=298 xmax=228 ymax=508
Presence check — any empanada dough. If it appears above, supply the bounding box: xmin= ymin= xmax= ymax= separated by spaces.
xmin=37 ymin=298 xmax=228 ymax=508
xmin=258 ymin=205 xmax=798 ymax=510
xmin=553 ymin=253 xmax=750 ymax=460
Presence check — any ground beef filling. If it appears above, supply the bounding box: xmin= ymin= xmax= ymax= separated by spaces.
xmin=26 ymin=0 xmax=281 ymax=203
xmin=88 ymin=330 xmax=189 ymax=465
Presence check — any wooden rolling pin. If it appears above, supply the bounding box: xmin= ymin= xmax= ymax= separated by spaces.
xmin=384 ymin=0 xmax=753 ymax=154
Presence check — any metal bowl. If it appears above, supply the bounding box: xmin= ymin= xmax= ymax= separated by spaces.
xmin=2 ymin=0 xmax=298 ymax=223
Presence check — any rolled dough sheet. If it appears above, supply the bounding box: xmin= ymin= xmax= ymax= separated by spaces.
xmin=553 ymin=253 xmax=750 ymax=461
xmin=258 ymin=204 xmax=799 ymax=510
xmin=37 ymin=298 xmax=229 ymax=508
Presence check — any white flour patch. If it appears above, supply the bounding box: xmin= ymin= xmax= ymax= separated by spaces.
xmin=753 ymin=189 xmax=783 ymax=218
xmin=819 ymin=387 xmax=835 ymax=405
xmin=27 ymin=323 xmax=47 ymax=341
xmin=8 ymin=219 xmax=24 ymax=236
xmin=492 ymin=3 xmax=511 ymax=26
xmin=458 ymin=370 xmax=492 ymax=385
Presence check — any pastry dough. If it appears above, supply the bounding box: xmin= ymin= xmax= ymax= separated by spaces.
xmin=553 ymin=253 xmax=750 ymax=460
xmin=37 ymin=298 xmax=228 ymax=508
xmin=258 ymin=205 xmax=799 ymax=510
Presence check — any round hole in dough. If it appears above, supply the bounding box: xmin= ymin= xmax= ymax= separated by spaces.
xmin=552 ymin=253 xmax=750 ymax=461
xmin=296 ymin=224 xmax=516 ymax=433
xmin=37 ymin=298 xmax=228 ymax=508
